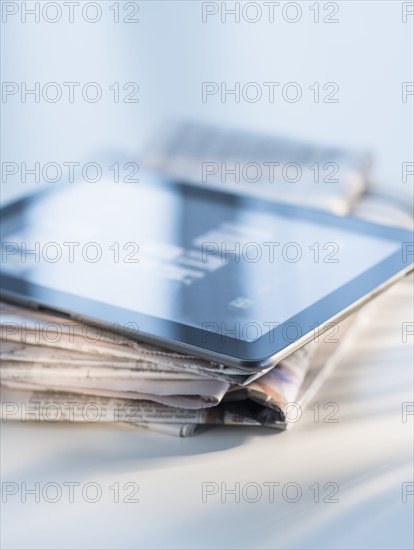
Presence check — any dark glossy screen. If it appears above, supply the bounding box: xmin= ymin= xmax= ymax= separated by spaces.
xmin=1 ymin=176 xmax=402 ymax=344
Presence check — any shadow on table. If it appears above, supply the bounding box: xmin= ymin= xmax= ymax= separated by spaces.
xmin=1 ymin=420 xmax=282 ymax=481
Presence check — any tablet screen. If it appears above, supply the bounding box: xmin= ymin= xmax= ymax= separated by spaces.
xmin=1 ymin=178 xmax=402 ymax=343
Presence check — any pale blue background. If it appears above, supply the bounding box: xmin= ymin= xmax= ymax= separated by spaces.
xmin=1 ymin=1 xmax=413 ymax=204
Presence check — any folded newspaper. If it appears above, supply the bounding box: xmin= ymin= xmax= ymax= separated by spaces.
xmin=1 ymin=121 xmax=410 ymax=436
xmin=141 ymin=119 xmax=370 ymax=215
xmin=0 ymin=303 xmax=355 ymax=436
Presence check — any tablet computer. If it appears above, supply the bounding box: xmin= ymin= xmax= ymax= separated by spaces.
xmin=1 ymin=173 xmax=412 ymax=373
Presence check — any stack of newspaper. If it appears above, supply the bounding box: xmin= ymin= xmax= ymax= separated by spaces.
xmin=1 ymin=121 xmax=411 ymax=436
xmin=0 ymin=303 xmax=357 ymax=436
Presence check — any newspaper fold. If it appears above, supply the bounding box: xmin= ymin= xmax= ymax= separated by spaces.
xmin=0 ymin=302 xmax=257 ymax=385
xmin=1 ymin=306 xmax=354 ymax=429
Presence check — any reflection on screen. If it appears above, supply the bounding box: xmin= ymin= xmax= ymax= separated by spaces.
xmin=1 ymin=178 xmax=400 ymax=342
